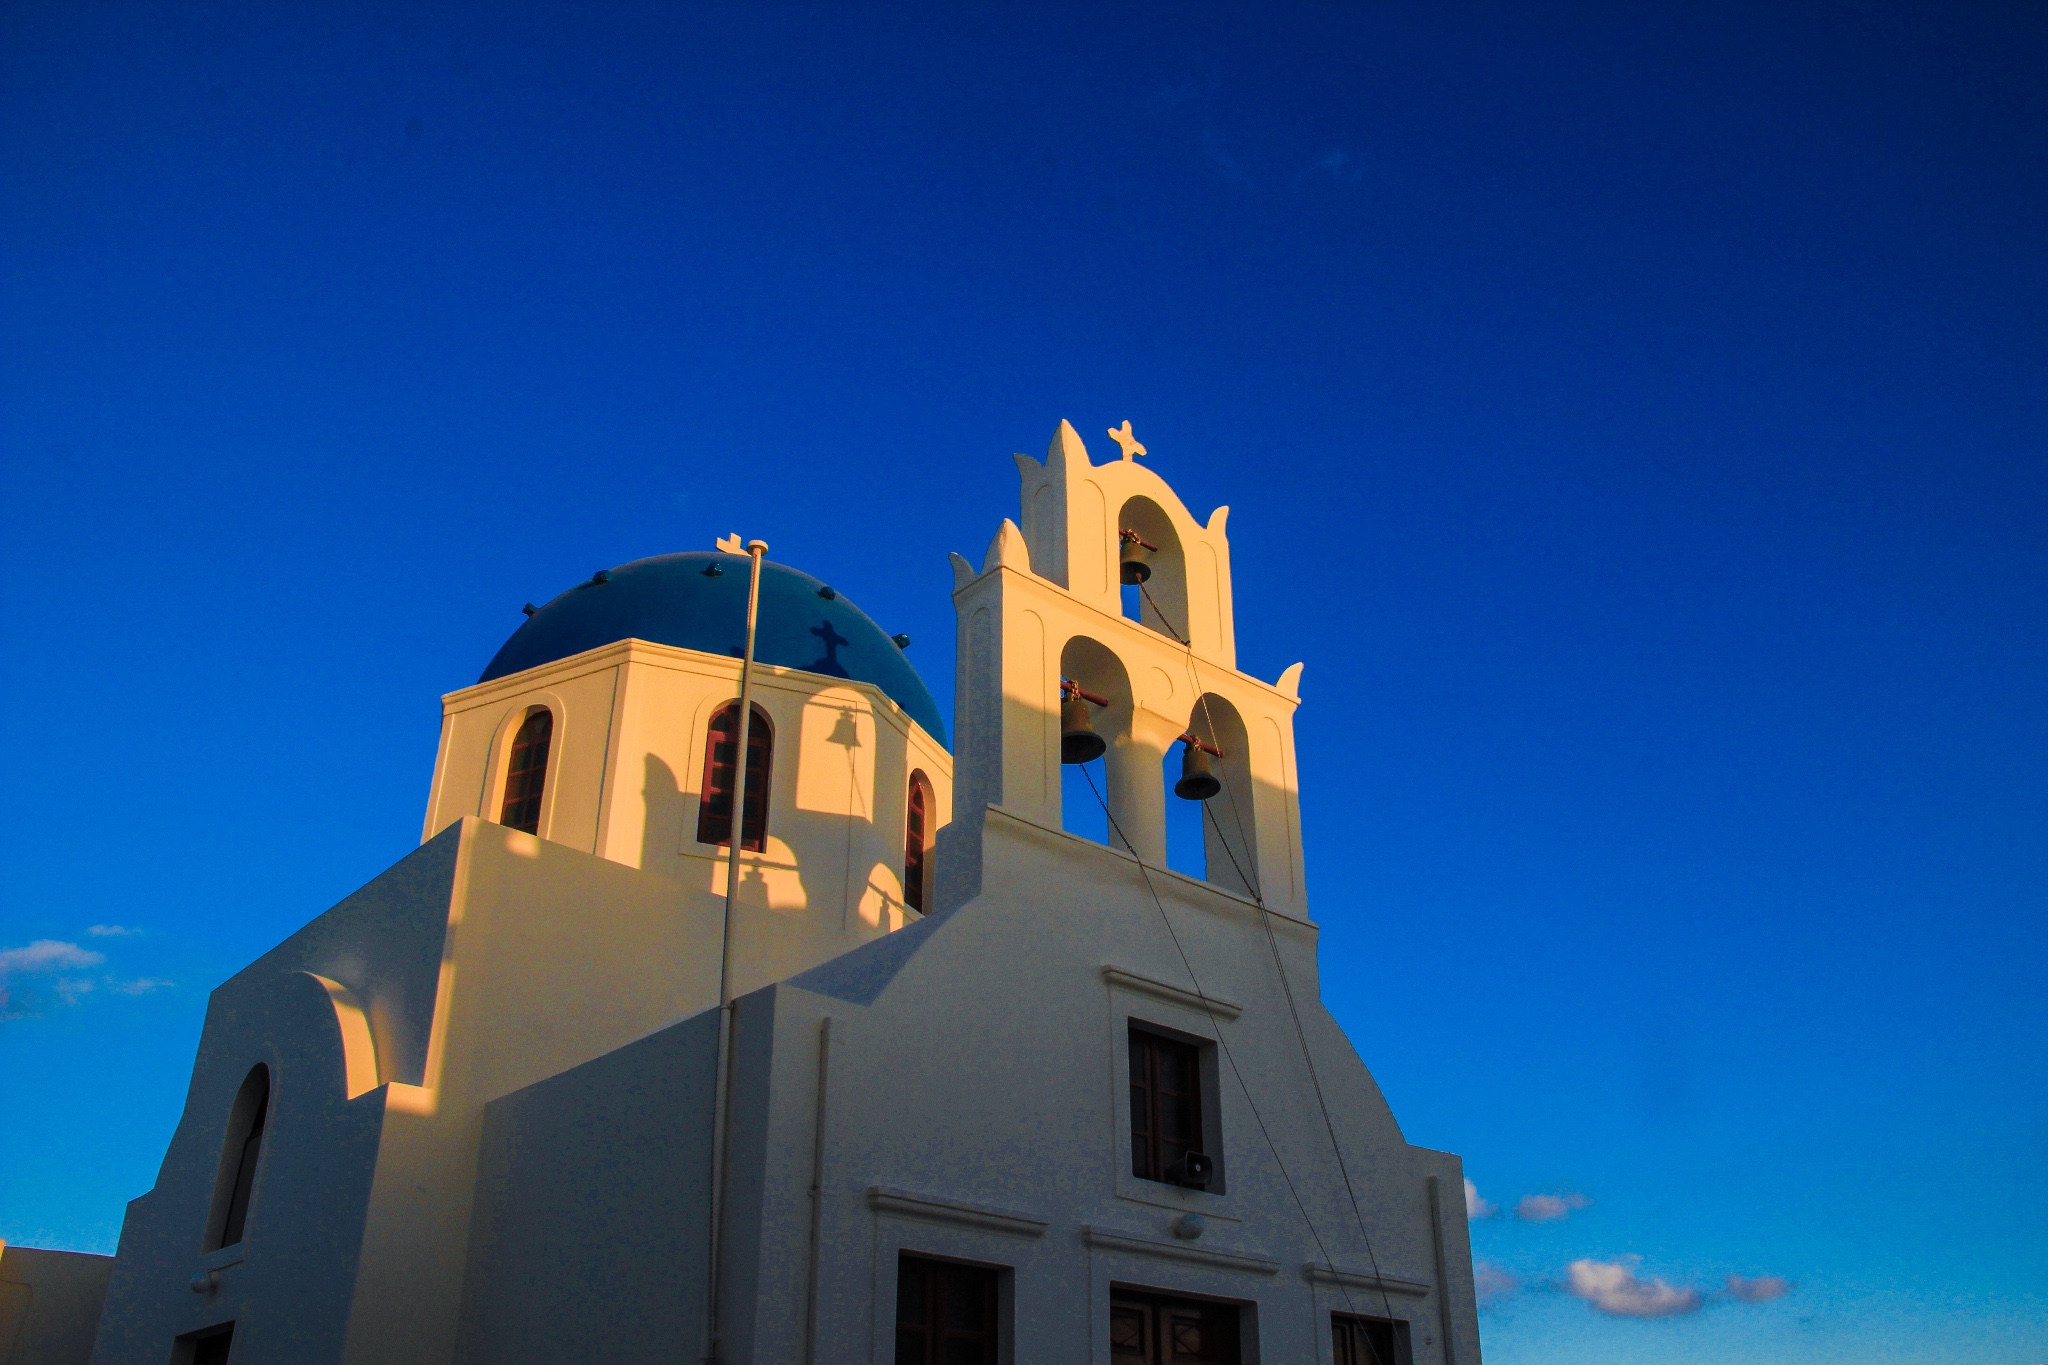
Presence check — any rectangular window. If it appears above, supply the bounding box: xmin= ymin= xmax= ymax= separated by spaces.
xmin=1129 ymin=1026 xmax=1206 ymax=1185
xmin=895 ymin=1254 xmax=998 ymax=1365
xmin=175 ymin=1325 xmax=234 ymax=1365
xmin=1110 ymin=1291 xmax=1241 ymax=1364
xmin=1332 ymin=1312 xmax=1410 ymax=1365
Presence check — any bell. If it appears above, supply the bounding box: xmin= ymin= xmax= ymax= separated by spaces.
xmin=1060 ymin=696 xmax=1107 ymax=764
xmin=1174 ymin=741 xmax=1222 ymax=801
xmin=1119 ymin=533 xmax=1153 ymax=585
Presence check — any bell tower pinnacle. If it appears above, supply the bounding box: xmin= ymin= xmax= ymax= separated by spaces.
xmin=939 ymin=420 xmax=1309 ymax=919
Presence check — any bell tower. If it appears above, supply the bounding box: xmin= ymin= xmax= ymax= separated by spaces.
xmin=939 ymin=420 xmax=1309 ymax=918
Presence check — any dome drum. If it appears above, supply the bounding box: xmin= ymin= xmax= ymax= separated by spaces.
xmin=479 ymin=552 xmax=946 ymax=748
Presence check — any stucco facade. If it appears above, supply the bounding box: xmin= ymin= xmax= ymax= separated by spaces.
xmin=2 ymin=1245 xmax=113 ymax=1365
xmin=84 ymin=421 xmax=1480 ymax=1365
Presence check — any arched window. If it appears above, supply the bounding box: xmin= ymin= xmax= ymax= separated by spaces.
xmin=696 ymin=702 xmax=772 ymax=853
xmin=499 ymin=709 xmax=553 ymax=835
xmin=1116 ymin=495 xmax=1188 ymax=644
xmin=208 ymin=1065 xmax=270 ymax=1251
xmin=903 ymin=771 xmax=932 ymax=914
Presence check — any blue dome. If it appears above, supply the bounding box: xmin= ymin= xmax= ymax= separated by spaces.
xmin=481 ymin=553 xmax=947 ymax=748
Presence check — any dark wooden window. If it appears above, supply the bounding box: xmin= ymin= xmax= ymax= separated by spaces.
xmin=180 ymin=1325 xmax=234 ymax=1365
xmin=498 ymin=709 xmax=553 ymax=834
xmin=210 ymin=1067 xmax=269 ymax=1250
xmin=1110 ymin=1291 xmax=1241 ymax=1364
xmin=904 ymin=772 xmax=931 ymax=913
xmin=894 ymin=1254 xmax=998 ymax=1365
xmin=696 ymin=702 xmax=772 ymax=853
xmin=1129 ymin=1027 xmax=1204 ymax=1184
xmin=1332 ymin=1313 xmax=1408 ymax=1365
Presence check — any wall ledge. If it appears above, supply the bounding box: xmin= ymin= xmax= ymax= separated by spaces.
xmin=198 ymin=1245 xmax=245 ymax=1272
xmin=1082 ymin=1225 xmax=1278 ymax=1275
xmin=1100 ymin=966 xmax=1243 ymax=1021
xmin=1304 ymin=1262 xmax=1432 ymax=1297
xmin=867 ymin=1186 xmax=1049 ymax=1238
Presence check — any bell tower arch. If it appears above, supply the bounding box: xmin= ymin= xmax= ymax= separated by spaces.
xmin=941 ymin=420 xmax=1308 ymax=918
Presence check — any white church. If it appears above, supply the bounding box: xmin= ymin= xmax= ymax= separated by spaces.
xmin=26 ymin=423 xmax=1481 ymax=1365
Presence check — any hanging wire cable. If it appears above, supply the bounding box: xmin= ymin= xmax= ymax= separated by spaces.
xmin=1203 ymin=797 xmax=1400 ymax=1337
xmin=1136 ymin=577 xmax=1403 ymax=1333
xmin=1074 ymin=765 xmax=1387 ymax=1354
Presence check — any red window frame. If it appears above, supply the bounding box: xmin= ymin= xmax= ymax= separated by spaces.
xmin=498 ymin=709 xmax=552 ymax=835
xmin=696 ymin=702 xmax=772 ymax=853
xmin=904 ymin=772 xmax=931 ymax=913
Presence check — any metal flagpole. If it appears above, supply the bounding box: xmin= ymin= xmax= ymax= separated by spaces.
xmin=704 ymin=534 xmax=766 ymax=1365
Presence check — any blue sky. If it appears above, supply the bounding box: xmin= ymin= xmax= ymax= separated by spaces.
xmin=2 ymin=3 xmax=2042 ymax=1360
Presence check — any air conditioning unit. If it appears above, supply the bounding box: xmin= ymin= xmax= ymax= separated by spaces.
xmin=1170 ymin=1151 xmax=1214 ymax=1189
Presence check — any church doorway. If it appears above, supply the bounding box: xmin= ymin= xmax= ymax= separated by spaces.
xmin=1109 ymin=1289 xmax=1243 ymax=1364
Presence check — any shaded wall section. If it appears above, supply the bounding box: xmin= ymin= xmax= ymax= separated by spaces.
xmin=89 ymin=832 xmax=462 ymax=1365
xmin=0 ymin=1247 xmax=111 ymax=1365
xmin=454 ymin=1010 xmax=719 ymax=1365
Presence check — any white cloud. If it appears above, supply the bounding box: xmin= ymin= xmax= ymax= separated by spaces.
xmin=1726 ymin=1274 xmax=1792 ymax=1304
xmin=1566 ymin=1258 xmax=1703 ymax=1318
xmin=1465 ymin=1179 xmax=1496 ymax=1219
xmin=53 ymin=977 xmax=96 ymax=1005
xmin=1516 ymin=1192 xmax=1592 ymax=1222
xmin=87 ymin=924 xmax=143 ymax=937
xmin=0 ymin=938 xmax=168 ymax=1018
xmin=0 ymin=940 xmax=106 ymax=974
xmin=1473 ymin=1261 xmax=1518 ymax=1307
